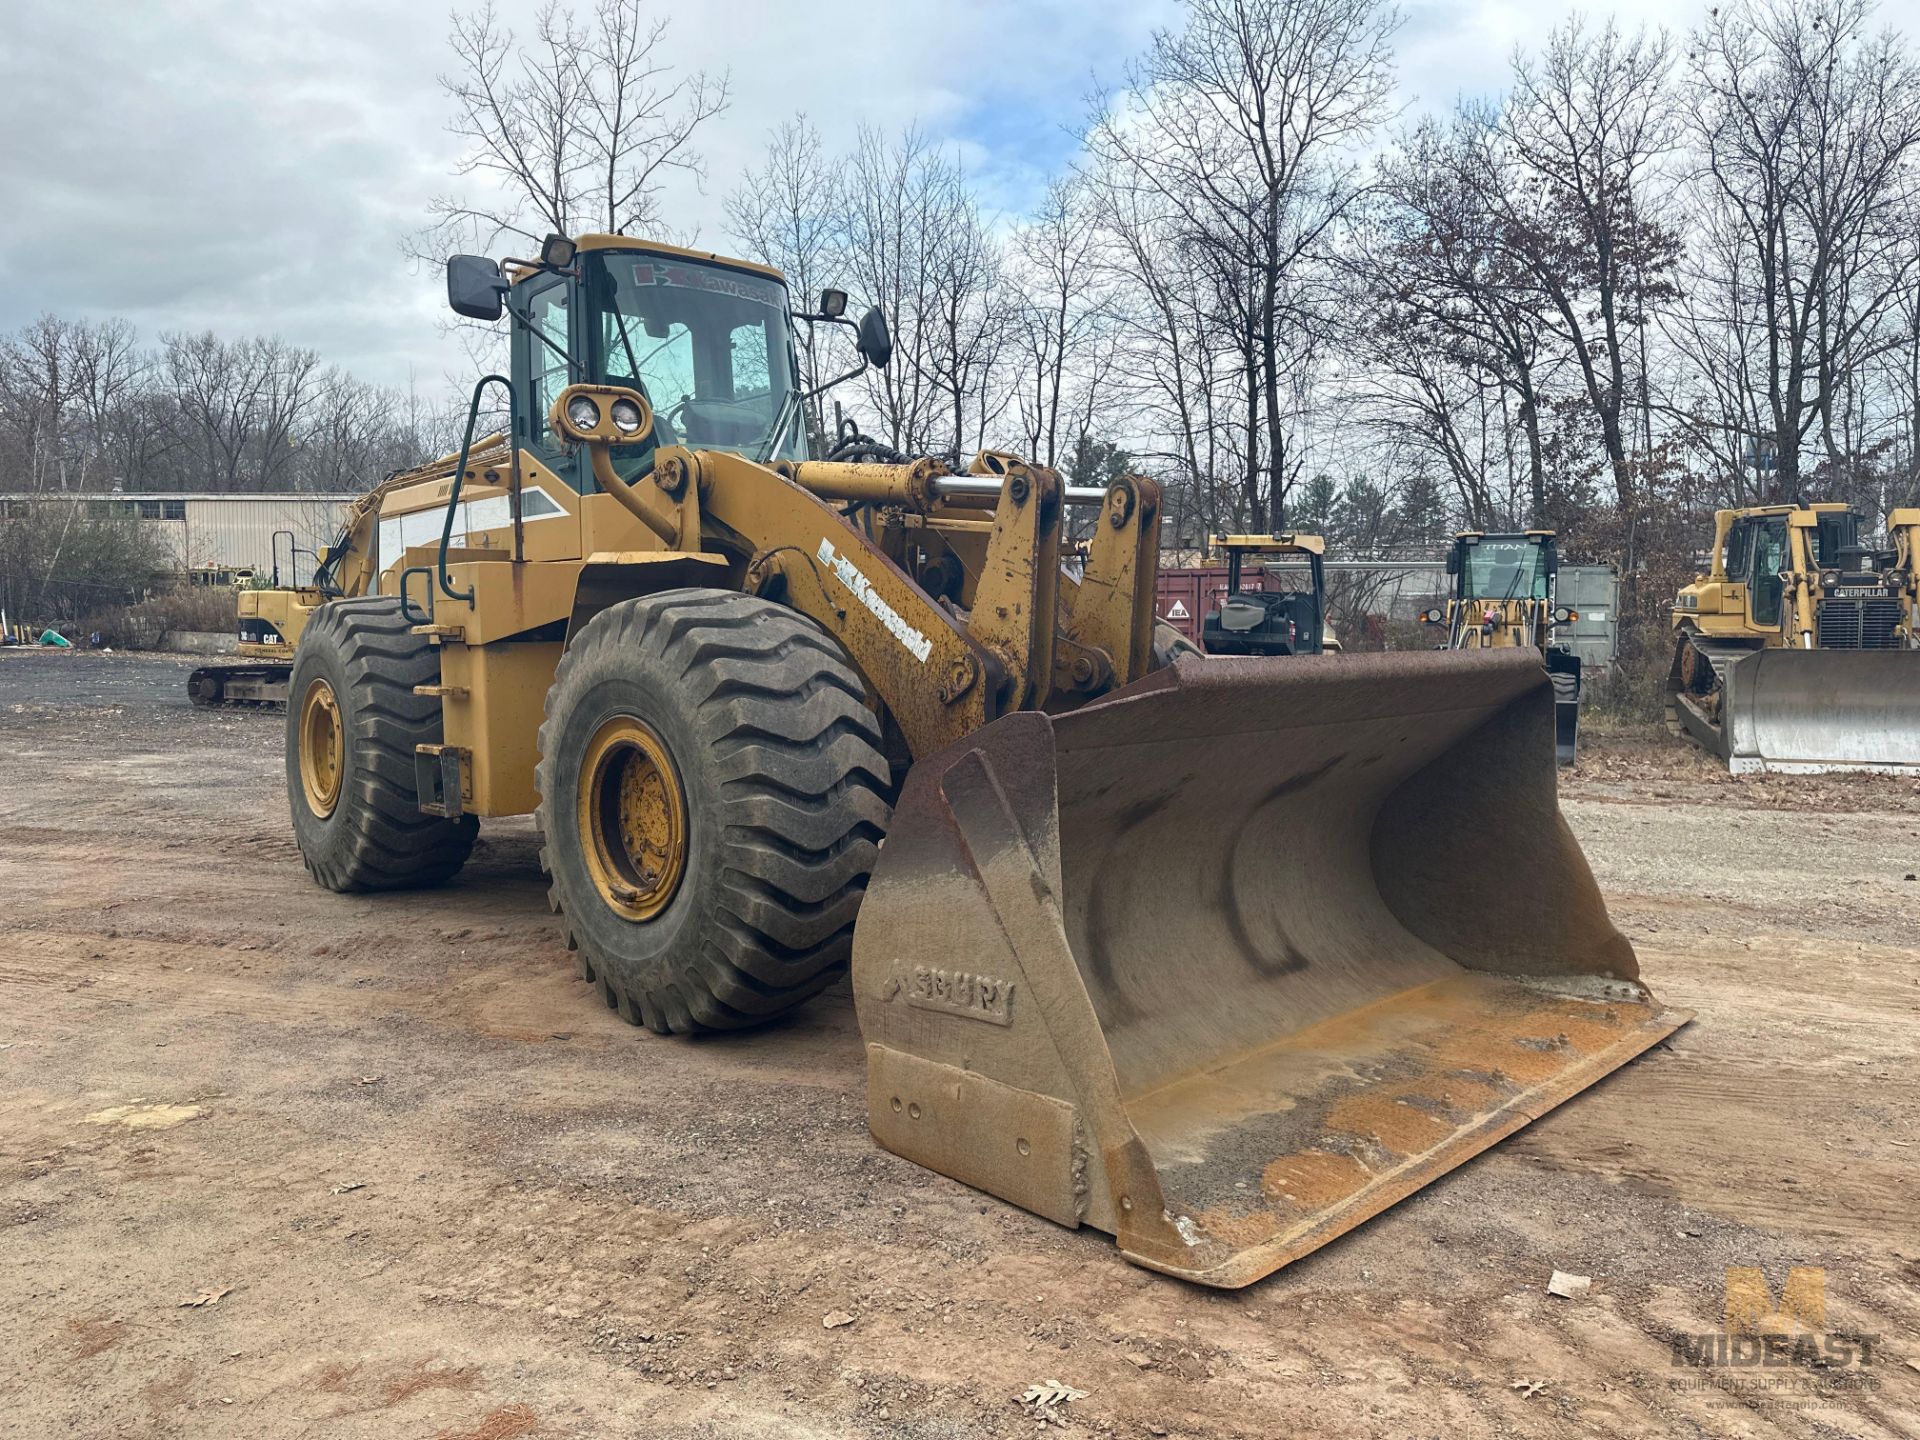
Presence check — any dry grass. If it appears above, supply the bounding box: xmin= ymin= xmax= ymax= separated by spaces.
xmin=437 ymin=1405 xmax=541 ymax=1440
xmin=77 ymin=585 xmax=238 ymax=649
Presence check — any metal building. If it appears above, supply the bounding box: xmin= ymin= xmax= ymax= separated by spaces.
xmin=1 ymin=492 xmax=359 ymax=583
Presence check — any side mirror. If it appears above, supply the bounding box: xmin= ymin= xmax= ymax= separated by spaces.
xmin=819 ymin=288 xmax=848 ymax=319
xmin=1444 ymin=548 xmax=1459 ymax=576
xmin=857 ymin=305 xmax=892 ymax=370
xmin=447 ymin=254 xmax=508 ymax=322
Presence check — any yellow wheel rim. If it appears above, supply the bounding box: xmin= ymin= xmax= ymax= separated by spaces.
xmin=298 ymin=678 xmax=345 ymax=818
xmin=578 ymin=715 xmax=687 ymax=922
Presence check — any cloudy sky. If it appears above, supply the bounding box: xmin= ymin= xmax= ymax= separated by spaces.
xmin=2 ymin=0 xmax=1735 ymax=395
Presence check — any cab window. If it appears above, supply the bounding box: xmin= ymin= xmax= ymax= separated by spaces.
xmin=526 ymin=279 xmax=571 ymax=444
xmin=1723 ymin=521 xmax=1752 ymax=581
xmin=1750 ymin=519 xmax=1787 ymax=626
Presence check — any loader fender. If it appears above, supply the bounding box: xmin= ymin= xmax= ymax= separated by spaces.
xmin=564 ymin=552 xmax=735 ymax=644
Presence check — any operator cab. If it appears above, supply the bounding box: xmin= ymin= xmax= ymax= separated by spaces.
xmin=445 ymin=233 xmax=891 ymax=496
xmin=1450 ymin=532 xmax=1552 ymax=606
xmin=1201 ymin=534 xmax=1328 ymax=658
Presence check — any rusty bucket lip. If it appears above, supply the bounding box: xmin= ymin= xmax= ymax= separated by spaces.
xmin=1122 ymin=997 xmax=1693 ymax=1288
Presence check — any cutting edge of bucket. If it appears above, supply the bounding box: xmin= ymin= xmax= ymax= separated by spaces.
xmin=1120 ymin=1000 xmax=1693 ymax=1288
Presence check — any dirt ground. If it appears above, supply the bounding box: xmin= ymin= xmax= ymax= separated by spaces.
xmin=2 ymin=648 xmax=1916 ymax=1440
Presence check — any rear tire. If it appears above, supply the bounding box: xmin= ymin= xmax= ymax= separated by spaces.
xmin=286 ymin=598 xmax=478 ymax=891
xmin=535 ymin=590 xmax=891 ymax=1034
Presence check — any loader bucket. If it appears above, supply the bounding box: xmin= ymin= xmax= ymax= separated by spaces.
xmin=1723 ymin=649 xmax=1920 ymax=774
xmin=852 ymin=649 xmax=1688 ymax=1288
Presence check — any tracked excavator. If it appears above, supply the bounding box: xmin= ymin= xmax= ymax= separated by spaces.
xmin=186 ymin=474 xmax=436 ymax=707
xmin=279 ymin=231 xmax=1686 ymax=1286
xmin=1420 ymin=531 xmax=1583 ymax=764
xmin=1669 ymin=503 xmax=1920 ymax=773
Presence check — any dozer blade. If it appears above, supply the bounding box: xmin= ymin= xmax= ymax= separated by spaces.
xmin=852 ymin=649 xmax=1688 ymax=1288
xmin=1723 ymin=649 xmax=1920 ymax=774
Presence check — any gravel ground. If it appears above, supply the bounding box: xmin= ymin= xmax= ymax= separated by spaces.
xmin=2 ymin=647 xmax=1916 ymax=1440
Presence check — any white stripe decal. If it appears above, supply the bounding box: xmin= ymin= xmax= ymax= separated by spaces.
xmin=816 ymin=537 xmax=931 ymax=663
xmin=377 ymin=486 xmax=565 ymax=566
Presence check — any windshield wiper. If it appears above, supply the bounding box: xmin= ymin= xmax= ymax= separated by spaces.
xmin=609 ymin=308 xmax=642 ymax=383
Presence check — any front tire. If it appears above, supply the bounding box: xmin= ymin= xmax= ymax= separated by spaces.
xmin=286 ymin=598 xmax=478 ymax=891
xmin=535 ymin=590 xmax=891 ymax=1033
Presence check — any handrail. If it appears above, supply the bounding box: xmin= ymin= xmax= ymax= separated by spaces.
xmin=437 ymin=373 xmax=518 ymax=605
xmin=269 ymin=528 xmax=296 ymax=587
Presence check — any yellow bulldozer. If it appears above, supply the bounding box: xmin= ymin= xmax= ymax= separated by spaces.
xmin=1420 ymin=531 xmax=1584 ymax=764
xmin=1669 ymin=503 xmax=1920 ymax=773
xmin=279 ymin=231 xmax=1686 ymax=1286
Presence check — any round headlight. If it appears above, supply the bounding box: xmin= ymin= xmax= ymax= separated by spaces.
xmin=1887 ymin=570 xmax=1910 ymax=591
xmin=609 ymin=398 xmax=644 ymax=434
xmin=566 ymin=395 xmax=601 ymax=433
xmin=1554 ymin=606 xmax=1571 ymax=623
xmin=1820 ymin=569 xmax=1840 ymax=587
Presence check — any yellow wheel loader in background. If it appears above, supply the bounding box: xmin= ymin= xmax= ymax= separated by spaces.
xmin=280 ymin=231 xmax=1687 ymax=1287
xmin=1669 ymin=503 xmax=1920 ymax=773
xmin=1420 ymin=531 xmax=1583 ymax=764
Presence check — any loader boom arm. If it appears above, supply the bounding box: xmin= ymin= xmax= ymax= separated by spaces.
xmin=582 ymin=437 xmax=1162 ymax=759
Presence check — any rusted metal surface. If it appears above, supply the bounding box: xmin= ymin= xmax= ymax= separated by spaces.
xmin=851 ymin=648 xmax=1689 ymax=1287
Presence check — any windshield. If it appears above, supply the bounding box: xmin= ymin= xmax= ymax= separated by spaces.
xmin=1257 ymin=556 xmax=1319 ymax=594
xmin=588 ymin=253 xmax=805 ymax=462
xmin=1460 ymin=538 xmax=1548 ymax=601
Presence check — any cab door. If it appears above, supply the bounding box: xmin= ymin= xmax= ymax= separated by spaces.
xmin=1748 ymin=517 xmax=1788 ymax=629
xmin=512 ymin=273 xmax=583 ymax=491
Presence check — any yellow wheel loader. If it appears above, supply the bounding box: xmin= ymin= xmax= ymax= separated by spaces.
xmin=282 ymin=231 xmax=1687 ymax=1286
xmin=1420 ymin=531 xmax=1583 ymax=765
xmin=1669 ymin=504 xmax=1920 ymax=773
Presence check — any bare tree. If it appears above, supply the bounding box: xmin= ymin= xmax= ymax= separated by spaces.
xmin=1678 ymin=0 xmax=1920 ymax=503
xmin=426 ymin=0 xmax=728 ymax=253
xmin=724 ymin=116 xmax=847 ymax=444
xmin=1005 ymin=177 xmax=1114 ymax=468
xmin=161 ymin=333 xmax=323 ymax=491
xmin=1368 ymin=118 xmax=1561 ymax=521
xmin=1484 ymin=19 xmax=1682 ymax=511
xmin=1084 ymin=0 xmax=1400 ymax=528
xmin=833 ymin=126 xmax=1009 ymax=457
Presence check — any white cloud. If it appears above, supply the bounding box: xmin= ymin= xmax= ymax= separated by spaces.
xmin=0 ymin=0 xmax=1844 ymax=396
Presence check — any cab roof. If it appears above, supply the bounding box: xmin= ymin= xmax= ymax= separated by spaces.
xmin=1211 ymin=532 xmax=1326 ymax=556
xmin=507 ymin=233 xmax=787 ymax=285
